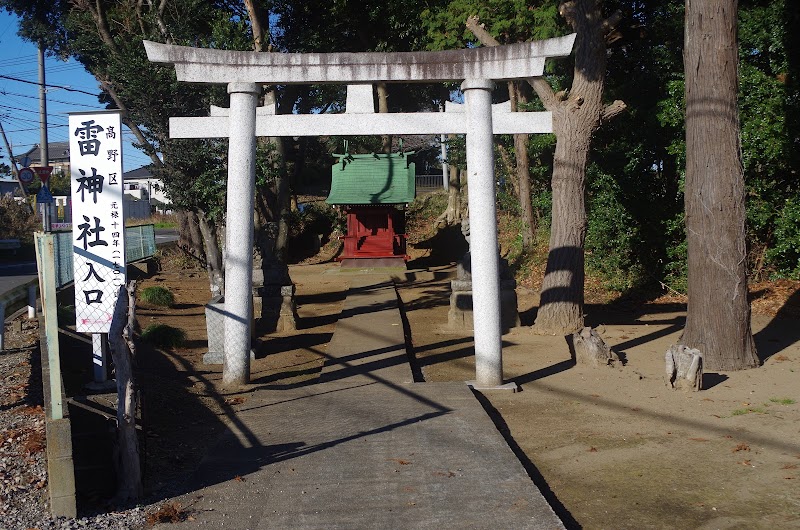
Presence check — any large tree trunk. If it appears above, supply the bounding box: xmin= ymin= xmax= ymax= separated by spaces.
xmin=511 ymin=83 xmax=535 ymax=247
xmin=377 ymin=83 xmax=392 ymax=153
xmin=533 ymin=0 xmax=607 ymax=335
xmin=534 ymin=110 xmax=591 ymax=334
xmin=514 ymin=131 xmax=534 ymax=246
xmin=197 ymin=212 xmax=224 ymax=297
xmin=244 ymin=0 xmax=292 ymax=268
xmin=436 ymin=164 xmax=463 ymax=228
xmin=680 ymin=0 xmax=759 ymax=371
xmin=274 ymin=152 xmax=291 ymax=264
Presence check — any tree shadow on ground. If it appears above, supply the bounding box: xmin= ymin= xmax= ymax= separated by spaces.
xmin=753 ymin=286 xmax=800 ymax=362
xmin=472 ymin=391 xmax=582 ymax=529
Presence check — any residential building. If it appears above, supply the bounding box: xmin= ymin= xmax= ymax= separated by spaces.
xmin=15 ymin=142 xmax=71 ymax=175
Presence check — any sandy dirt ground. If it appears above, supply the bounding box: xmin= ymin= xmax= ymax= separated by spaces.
xmin=66 ymin=253 xmax=800 ymax=528
xmin=397 ymin=274 xmax=800 ymax=530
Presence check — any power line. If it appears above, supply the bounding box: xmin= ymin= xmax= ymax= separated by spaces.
xmin=3 ymin=124 xmax=68 ymax=133
xmin=0 ymin=74 xmax=98 ymax=96
xmin=0 ymin=89 xmax=100 ymax=108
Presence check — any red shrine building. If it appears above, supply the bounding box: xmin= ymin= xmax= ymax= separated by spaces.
xmin=326 ymin=152 xmax=416 ymax=266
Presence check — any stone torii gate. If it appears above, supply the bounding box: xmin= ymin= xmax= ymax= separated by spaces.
xmin=145 ymin=35 xmax=576 ymax=389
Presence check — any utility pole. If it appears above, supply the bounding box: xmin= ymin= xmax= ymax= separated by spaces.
xmin=38 ymin=41 xmax=51 ymax=231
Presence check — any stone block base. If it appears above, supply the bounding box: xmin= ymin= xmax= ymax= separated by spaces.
xmin=257 ymin=285 xmax=298 ymax=333
xmin=203 ymin=349 xmax=256 ymax=365
xmin=46 ymin=418 xmax=77 ymax=518
xmin=204 ymin=295 xmax=256 ymax=364
xmin=448 ymin=282 xmax=520 ymax=332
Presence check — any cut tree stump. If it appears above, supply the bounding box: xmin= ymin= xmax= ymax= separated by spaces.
xmin=665 ymin=344 xmax=703 ymax=392
xmin=570 ymin=327 xmax=620 ymax=367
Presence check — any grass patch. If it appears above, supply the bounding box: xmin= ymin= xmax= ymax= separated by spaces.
xmin=140 ymin=286 xmax=175 ymax=307
xmin=141 ymin=324 xmax=186 ymax=348
xmin=126 ymin=213 xmax=177 ymax=229
xmin=768 ymin=397 xmax=796 ymax=405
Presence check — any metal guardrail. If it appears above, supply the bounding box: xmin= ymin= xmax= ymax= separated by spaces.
xmin=124 ymin=224 xmax=157 ymax=263
xmin=52 ymin=224 xmax=157 ymax=289
xmin=0 ymin=224 xmax=157 ymax=349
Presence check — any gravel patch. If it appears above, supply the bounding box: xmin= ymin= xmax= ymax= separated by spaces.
xmin=0 ymin=318 xmax=154 ymax=530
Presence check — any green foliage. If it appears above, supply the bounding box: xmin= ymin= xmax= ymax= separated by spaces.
xmin=421 ymin=0 xmax=562 ymax=51
xmin=766 ymin=198 xmax=800 ymax=279
xmin=141 ymin=324 xmax=186 ymax=349
xmin=0 ymin=196 xmax=38 ymax=244
xmin=585 ymin=168 xmax=646 ymax=291
xmin=496 ymin=185 xmax=521 ymax=215
xmin=295 ymin=201 xmax=342 ymax=235
xmin=139 ymin=286 xmax=175 ymax=308
xmin=663 ymin=213 xmax=688 ymax=293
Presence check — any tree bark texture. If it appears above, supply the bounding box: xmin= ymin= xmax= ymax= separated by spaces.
xmin=107 ymin=282 xmax=142 ymax=503
xmin=681 ymin=0 xmax=759 ymax=371
xmin=177 ymin=209 xmax=205 ymax=261
xmin=533 ymin=0 xmax=607 ymax=335
xmin=533 ymin=105 xmax=591 ymax=334
xmin=665 ymin=344 xmax=704 ymax=391
xmin=197 ymin=213 xmax=224 ymax=297
xmin=570 ymin=326 xmax=620 ymax=367
xmin=511 ymin=83 xmax=535 ymax=248
xmin=437 ymin=165 xmax=463 ymax=228
xmin=377 ymin=83 xmax=392 ymax=153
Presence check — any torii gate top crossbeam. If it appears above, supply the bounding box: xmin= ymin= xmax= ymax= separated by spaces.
xmin=143 ymin=35 xmax=575 ymax=84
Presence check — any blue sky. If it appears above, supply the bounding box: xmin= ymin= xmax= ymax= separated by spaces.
xmin=0 ymin=12 xmax=151 ymax=172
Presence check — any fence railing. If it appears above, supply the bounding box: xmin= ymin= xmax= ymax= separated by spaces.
xmin=52 ymin=224 xmax=157 ymax=289
xmin=415 ymin=174 xmax=444 ymax=192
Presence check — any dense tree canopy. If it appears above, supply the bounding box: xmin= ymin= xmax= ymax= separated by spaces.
xmin=2 ymin=0 xmax=798 ymax=293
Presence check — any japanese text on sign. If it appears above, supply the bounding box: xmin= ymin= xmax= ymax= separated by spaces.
xmin=69 ymin=112 xmax=126 ymax=333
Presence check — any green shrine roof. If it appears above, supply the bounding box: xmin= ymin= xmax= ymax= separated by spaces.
xmin=326 ymin=153 xmax=416 ymax=205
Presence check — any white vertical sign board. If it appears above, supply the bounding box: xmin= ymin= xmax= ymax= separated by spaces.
xmin=69 ymin=111 xmax=126 ymax=333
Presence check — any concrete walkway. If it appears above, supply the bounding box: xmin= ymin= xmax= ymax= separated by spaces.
xmin=157 ymin=276 xmax=563 ymax=529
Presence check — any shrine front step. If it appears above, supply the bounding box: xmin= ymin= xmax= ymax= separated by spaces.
xmin=339 ymin=257 xmax=407 ymax=269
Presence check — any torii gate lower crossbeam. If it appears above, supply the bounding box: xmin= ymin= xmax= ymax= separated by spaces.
xmin=145 ymin=36 xmax=576 ymax=390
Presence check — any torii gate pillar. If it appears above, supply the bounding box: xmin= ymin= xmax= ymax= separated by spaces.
xmin=223 ymin=82 xmax=259 ymax=387
xmin=462 ymin=79 xmax=505 ymax=389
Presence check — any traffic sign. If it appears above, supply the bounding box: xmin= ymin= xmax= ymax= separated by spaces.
xmin=18 ymin=167 xmax=35 ymax=185
xmin=21 ymin=155 xmax=31 ymax=168
xmin=36 ymin=186 xmax=54 ymax=204
xmin=33 ymin=166 xmax=54 ymax=185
